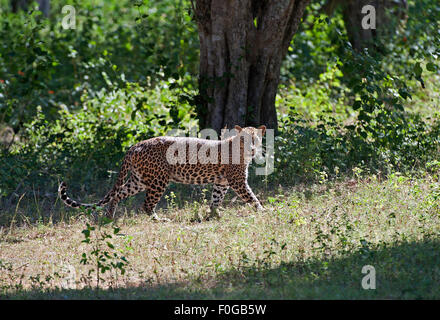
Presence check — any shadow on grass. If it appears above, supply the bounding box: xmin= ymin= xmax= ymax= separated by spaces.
xmin=2 ymin=238 xmax=439 ymax=299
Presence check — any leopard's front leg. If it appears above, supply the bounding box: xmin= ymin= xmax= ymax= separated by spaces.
xmin=227 ymin=169 xmax=263 ymax=211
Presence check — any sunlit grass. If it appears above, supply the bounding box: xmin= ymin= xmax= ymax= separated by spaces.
xmin=1 ymin=172 xmax=439 ymax=299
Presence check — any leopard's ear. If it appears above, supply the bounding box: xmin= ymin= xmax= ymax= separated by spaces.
xmin=220 ymin=125 xmax=228 ymax=140
xmin=234 ymin=125 xmax=243 ymax=132
xmin=258 ymin=125 xmax=266 ymax=135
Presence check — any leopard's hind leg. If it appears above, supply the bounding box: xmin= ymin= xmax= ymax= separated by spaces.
xmin=141 ymin=172 xmax=170 ymax=220
xmin=105 ymin=172 xmax=146 ymax=218
xmin=98 ymin=157 xmax=131 ymax=210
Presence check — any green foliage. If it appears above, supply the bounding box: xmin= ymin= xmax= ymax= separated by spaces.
xmin=0 ymin=79 xmax=195 ymax=199
xmin=0 ymin=0 xmax=198 ymax=128
xmin=0 ymin=0 xmax=199 ymax=208
xmin=273 ymin=1 xmax=440 ymax=184
xmin=271 ymin=81 xmax=440 ymax=184
xmin=281 ymin=4 xmax=344 ymax=84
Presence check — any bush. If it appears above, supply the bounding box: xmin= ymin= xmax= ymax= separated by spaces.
xmin=270 ymin=84 xmax=440 ymax=185
xmin=0 ymin=79 xmax=196 ymax=199
xmin=0 ymin=0 xmax=198 ymax=128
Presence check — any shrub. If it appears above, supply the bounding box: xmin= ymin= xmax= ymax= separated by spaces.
xmin=0 ymin=80 xmax=195 ymax=201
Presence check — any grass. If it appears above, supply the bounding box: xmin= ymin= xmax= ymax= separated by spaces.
xmin=1 ymin=171 xmax=439 ymax=299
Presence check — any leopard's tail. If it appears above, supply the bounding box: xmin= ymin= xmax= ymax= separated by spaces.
xmin=58 ymin=182 xmax=100 ymax=209
xmin=58 ymin=155 xmax=131 ymax=210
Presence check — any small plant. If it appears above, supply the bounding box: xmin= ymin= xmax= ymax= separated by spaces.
xmin=0 ymin=259 xmax=26 ymax=293
xmin=188 ymin=187 xmax=210 ymax=222
xmin=79 ymin=209 xmax=130 ymax=289
xmin=164 ymin=191 xmax=177 ymax=210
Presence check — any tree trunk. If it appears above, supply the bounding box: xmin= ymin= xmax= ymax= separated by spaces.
xmin=38 ymin=0 xmax=50 ymax=17
xmin=341 ymin=0 xmax=407 ymax=52
xmin=11 ymin=0 xmax=28 ymax=12
xmin=192 ymin=0 xmax=310 ymax=132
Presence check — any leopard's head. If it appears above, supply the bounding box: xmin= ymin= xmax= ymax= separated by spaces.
xmin=233 ymin=125 xmax=266 ymax=162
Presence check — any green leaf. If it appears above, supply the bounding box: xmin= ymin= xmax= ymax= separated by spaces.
xmin=398 ymin=88 xmax=412 ymax=100
xmin=358 ymin=111 xmax=371 ymax=123
xmin=395 ymin=103 xmax=404 ymax=111
xmin=353 ymin=101 xmax=362 ymax=110
xmin=426 ymin=62 xmax=437 ymax=72
xmin=100 ymin=216 xmax=113 ymax=225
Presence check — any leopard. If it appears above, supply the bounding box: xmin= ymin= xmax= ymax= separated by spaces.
xmin=58 ymin=125 xmax=266 ymax=220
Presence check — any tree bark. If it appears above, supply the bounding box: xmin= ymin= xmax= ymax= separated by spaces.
xmin=192 ymin=0 xmax=310 ymax=132
xmin=339 ymin=0 xmax=407 ymax=52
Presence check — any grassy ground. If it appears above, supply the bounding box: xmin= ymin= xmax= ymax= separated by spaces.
xmin=1 ymin=171 xmax=439 ymax=299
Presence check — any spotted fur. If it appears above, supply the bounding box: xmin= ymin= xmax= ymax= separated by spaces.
xmin=58 ymin=125 xmax=266 ymax=218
